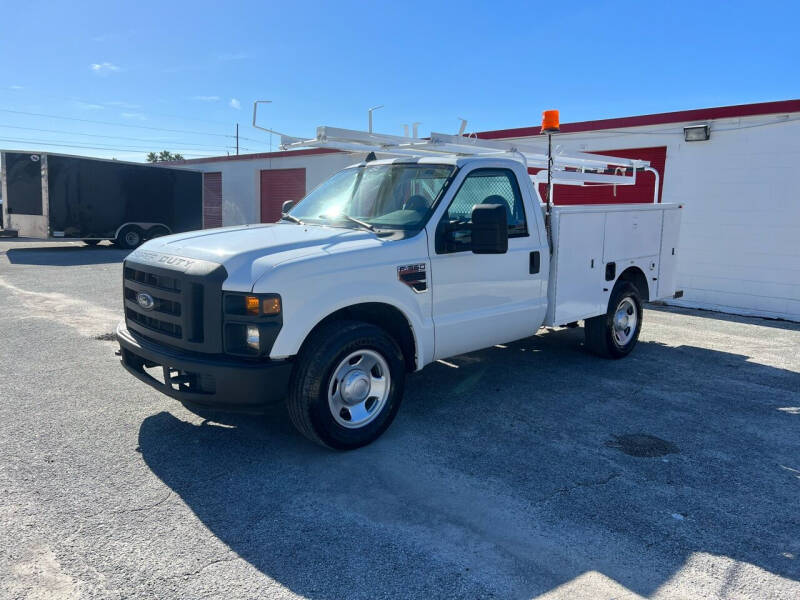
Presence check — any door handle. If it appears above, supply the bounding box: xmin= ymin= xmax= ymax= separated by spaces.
xmin=529 ymin=251 xmax=540 ymax=274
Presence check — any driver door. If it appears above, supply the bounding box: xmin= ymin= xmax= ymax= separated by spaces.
xmin=427 ymin=167 xmax=545 ymax=360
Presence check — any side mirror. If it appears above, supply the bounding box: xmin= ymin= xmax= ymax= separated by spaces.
xmin=471 ymin=204 xmax=508 ymax=254
xmin=281 ymin=200 xmax=295 ymax=214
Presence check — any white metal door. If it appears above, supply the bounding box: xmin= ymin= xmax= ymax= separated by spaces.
xmin=427 ymin=167 xmax=546 ymax=360
xmin=657 ymin=207 xmax=681 ymax=299
xmin=551 ymin=211 xmax=607 ymax=324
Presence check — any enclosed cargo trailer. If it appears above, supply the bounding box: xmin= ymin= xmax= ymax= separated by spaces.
xmin=0 ymin=151 xmax=203 ymax=247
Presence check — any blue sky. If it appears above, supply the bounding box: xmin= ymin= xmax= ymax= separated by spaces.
xmin=1 ymin=0 xmax=798 ymax=161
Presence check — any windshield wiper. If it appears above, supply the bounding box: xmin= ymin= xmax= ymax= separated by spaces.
xmin=281 ymin=214 xmax=304 ymax=225
xmin=319 ymin=213 xmax=375 ymax=232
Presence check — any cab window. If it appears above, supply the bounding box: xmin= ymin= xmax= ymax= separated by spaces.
xmin=437 ymin=168 xmax=527 ymax=253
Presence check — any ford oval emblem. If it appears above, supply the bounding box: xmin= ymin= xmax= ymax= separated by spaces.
xmin=136 ymin=292 xmax=155 ymax=310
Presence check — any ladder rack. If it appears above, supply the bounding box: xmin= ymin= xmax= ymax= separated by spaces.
xmin=256 ymin=121 xmax=660 ymax=203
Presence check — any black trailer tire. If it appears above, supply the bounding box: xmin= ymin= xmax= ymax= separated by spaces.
xmin=584 ymin=281 xmax=643 ymax=359
xmin=145 ymin=225 xmax=170 ymax=240
xmin=82 ymin=240 xmax=101 ymax=246
xmin=115 ymin=226 xmax=144 ymax=249
xmin=286 ymin=320 xmax=406 ymax=450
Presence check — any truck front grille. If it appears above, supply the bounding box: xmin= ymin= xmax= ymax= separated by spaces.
xmin=122 ymin=256 xmax=226 ymax=354
xmin=124 ymin=266 xmax=199 ymax=344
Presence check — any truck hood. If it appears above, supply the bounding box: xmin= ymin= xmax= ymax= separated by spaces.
xmin=134 ymin=223 xmax=384 ymax=290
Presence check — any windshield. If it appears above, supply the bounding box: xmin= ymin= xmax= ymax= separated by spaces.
xmin=288 ymin=164 xmax=455 ymax=231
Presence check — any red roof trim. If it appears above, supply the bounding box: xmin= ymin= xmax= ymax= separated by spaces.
xmin=167 ymin=147 xmax=341 ymax=165
xmin=476 ymin=99 xmax=800 ymax=139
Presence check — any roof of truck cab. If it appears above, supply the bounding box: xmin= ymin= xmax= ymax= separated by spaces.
xmin=347 ymin=156 xmax=523 ymax=168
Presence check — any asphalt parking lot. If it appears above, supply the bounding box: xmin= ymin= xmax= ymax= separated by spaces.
xmin=1 ymin=239 xmax=798 ymax=599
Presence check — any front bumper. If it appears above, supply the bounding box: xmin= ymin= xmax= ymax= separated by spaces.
xmin=116 ymin=322 xmax=292 ymax=413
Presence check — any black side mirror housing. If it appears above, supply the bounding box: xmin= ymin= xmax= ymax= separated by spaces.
xmin=471 ymin=204 xmax=508 ymax=254
xmin=281 ymin=200 xmax=295 ymax=214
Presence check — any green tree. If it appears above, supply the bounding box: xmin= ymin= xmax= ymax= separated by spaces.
xmin=146 ymin=150 xmax=185 ymax=163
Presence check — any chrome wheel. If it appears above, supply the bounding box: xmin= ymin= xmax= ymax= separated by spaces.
xmin=612 ymin=297 xmax=637 ymax=346
xmin=328 ymin=349 xmax=390 ymax=429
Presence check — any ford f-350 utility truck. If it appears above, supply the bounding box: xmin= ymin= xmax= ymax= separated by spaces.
xmin=116 ymin=125 xmax=681 ymax=449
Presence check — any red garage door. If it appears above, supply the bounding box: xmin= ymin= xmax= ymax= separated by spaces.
xmin=531 ymin=146 xmax=667 ymax=205
xmin=260 ymin=168 xmax=306 ymax=223
xmin=203 ymin=172 xmax=222 ymax=228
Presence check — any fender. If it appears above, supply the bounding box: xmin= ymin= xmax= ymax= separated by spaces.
xmin=268 ymin=280 xmax=434 ymax=370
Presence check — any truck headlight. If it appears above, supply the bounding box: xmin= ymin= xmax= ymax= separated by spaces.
xmin=223 ymin=293 xmax=283 ymax=357
xmin=246 ymin=325 xmax=260 ymax=351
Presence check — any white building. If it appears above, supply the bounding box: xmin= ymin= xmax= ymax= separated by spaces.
xmin=176 ymin=100 xmax=800 ymax=322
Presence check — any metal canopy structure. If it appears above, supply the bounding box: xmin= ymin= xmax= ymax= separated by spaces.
xmin=252 ymin=115 xmax=660 ymax=203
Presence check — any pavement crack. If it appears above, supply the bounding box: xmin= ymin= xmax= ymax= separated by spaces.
xmin=540 ymin=472 xmax=621 ymax=503
xmin=112 ymin=490 xmax=174 ymax=514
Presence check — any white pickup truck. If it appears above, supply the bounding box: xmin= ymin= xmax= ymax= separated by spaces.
xmin=117 ymin=148 xmax=681 ymax=449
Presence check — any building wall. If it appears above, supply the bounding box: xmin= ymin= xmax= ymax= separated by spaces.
xmin=181 ymin=152 xmax=365 ymax=225
xmin=506 ymin=113 xmax=800 ymax=321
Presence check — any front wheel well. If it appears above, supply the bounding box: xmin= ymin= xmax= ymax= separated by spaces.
xmin=617 ymin=266 xmax=650 ymax=302
xmin=303 ymin=303 xmax=417 ymax=372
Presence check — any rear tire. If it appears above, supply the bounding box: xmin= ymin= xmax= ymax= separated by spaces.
xmin=286 ymin=320 xmax=406 ymax=450
xmin=584 ymin=281 xmax=643 ymax=359
xmin=115 ymin=226 xmax=144 ymax=249
xmin=146 ymin=225 xmax=170 ymax=240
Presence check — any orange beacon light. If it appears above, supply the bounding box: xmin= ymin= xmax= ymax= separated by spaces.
xmin=541 ymin=110 xmax=560 ymax=133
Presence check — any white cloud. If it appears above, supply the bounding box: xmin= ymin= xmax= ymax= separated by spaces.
xmin=193 ymin=95 xmax=220 ymax=102
xmin=106 ymin=101 xmax=140 ymax=109
xmin=9 ymin=85 xmax=24 ymax=90
xmin=229 ymin=98 xmax=241 ymax=110
xmin=74 ymin=101 xmax=105 ymax=110
xmin=121 ymin=112 xmax=146 ymax=120
xmin=89 ymin=62 xmax=120 ymax=75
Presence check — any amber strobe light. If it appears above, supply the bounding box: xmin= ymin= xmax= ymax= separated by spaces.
xmin=541 ymin=110 xmax=560 ymax=133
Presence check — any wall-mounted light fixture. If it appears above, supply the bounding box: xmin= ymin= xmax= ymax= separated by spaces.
xmin=684 ymin=124 xmax=711 ymax=142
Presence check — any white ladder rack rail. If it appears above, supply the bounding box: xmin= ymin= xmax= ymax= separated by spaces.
xmin=275 ymin=125 xmax=660 ymax=203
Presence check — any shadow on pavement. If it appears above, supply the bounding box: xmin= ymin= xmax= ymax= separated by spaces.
xmin=5 ymin=245 xmax=129 ymax=266
xmin=138 ymin=327 xmax=800 ymax=598
xmin=648 ymin=302 xmax=800 ymax=332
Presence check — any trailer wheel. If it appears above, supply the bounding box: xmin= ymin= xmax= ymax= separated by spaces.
xmin=146 ymin=225 xmax=170 ymax=240
xmin=115 ymin=226 xmax=144 ymax=249
xmin=286 ymin=320 xmax=406 ymax=450
xmin=584 ymin=281 xmax=643 ymax=359
xmin=82 ymin=240 xmax=100 ymax=247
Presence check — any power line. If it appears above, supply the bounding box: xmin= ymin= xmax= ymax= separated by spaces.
xmin=0 ymin=123 xmax=238 ymax=149
xmin=0 ymin=137 xmax=222 ymax=158
xmin=0 ymin=107 xmax=241 ymax=139
xmin=0 ymin=87 xmax=241 ymax=128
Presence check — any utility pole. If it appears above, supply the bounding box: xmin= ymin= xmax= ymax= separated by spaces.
xmin=235 ymin=123 xmax=239 ymax=155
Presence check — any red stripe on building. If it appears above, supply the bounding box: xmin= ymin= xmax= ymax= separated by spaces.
xmin=478 ymin=99 xmax=800 ymax=140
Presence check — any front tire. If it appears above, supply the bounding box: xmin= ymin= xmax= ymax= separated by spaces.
xmin=286 ymin=320 xmax=406 ymax=450
xmin=584 ymin=281 xmax=643 ymax=359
